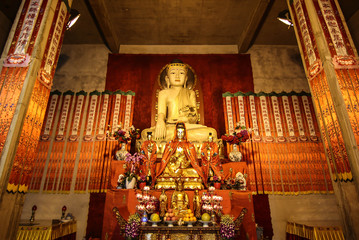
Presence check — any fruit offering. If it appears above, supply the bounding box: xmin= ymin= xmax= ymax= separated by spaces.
xmin=163 ymin=208 xmax=178 ymax=221
xmin=183 ymin=209 xmax=196 ymax=222
xmin=150 ymin=213 xmax=160 ymax=222
xmin=201 ymin=213 xmax=211 ymax=221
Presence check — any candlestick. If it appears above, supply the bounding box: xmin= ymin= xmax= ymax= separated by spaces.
xmin=30 ymin=205 xmax=37 ymax=223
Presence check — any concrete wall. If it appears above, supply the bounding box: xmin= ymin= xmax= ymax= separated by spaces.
xmin=248 ymin=45 xmax=310 ymax=93
xmin=21 ymin=44 xmax=342 ymax=240
xmin=52 ymin=44 xmax=110 ymax=92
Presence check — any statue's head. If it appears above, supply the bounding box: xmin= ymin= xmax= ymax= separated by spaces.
xmin=175 ymin=122 xmax=186 ymax=140
xmin=165 ymin=59 xmax=188 ymax=88
xmin=208 ymin=133 xmax=213 ymax=143
xmin=147 ymin=132 xmax=152 ymax=141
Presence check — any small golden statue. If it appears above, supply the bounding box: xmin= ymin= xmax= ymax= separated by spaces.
xmin=155 ymin=122 xmax=206 ymax=189
xmin=159 ymin=188 xmax=168 ymax=218
xmin=193 ymin=189 xmax=201 ymax=219
xmin=201 ymin=133 xmax=224 ymax=181
xmin=140 ymin=132 xmax=157 ymax=179
xmin=171 ymin=178 xmax=189 ymax=217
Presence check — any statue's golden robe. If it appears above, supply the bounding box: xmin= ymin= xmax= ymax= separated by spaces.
xmin=140 ymin=140 xmax=157 ymax=178
xmin=155 ymin=140 xmax=206 ymax=186
xmin=201 ymin=141 xmax=224 ymax=181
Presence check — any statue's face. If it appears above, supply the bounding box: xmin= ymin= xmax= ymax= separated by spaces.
xmin=147 ymin=134 xmax=152 ymax=141
xmin=208 ymin=136 xmax=213 ymax=142
xmin=167 ymin=66 xmax=187 ymax=87
xmin=177 ymin=128 xmax=185 ymax=140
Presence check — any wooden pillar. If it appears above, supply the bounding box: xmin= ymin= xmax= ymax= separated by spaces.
xmin=287 ymin=0 xmax=359 ymax=239
xmin=0 ymin=0 xmax=71 ymax=239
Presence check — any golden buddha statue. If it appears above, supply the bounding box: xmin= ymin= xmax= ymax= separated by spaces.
xmin=171 ymin=178 xmax=189 ymax=217
xmin=155 ymin=122 xmax=206 ymax=189
xmin=141 ymin=59 xmax=217 ymax=143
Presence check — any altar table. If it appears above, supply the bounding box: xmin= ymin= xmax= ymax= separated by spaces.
xmin=101 ymin=189 xmax=256 ymax=240
xmin=16 ymin=220 xmax=76 ymax=240
xmin=286 ymin=222 xmax=344 ymax=240
xmin=139 ymin=224 xmax=220 ymax=240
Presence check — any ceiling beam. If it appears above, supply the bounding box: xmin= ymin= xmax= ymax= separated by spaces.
xmin=86 ymin=0 xmax=120 ymax=53
xmin=237 ymin=0 xmax=272 ymax=53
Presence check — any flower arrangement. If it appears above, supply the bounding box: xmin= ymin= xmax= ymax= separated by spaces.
xmin=136 ymin=189 xmax=158 ymax=214
xmin=220 ymin=215 xmax=235 ymax=240
xmin=201 ymin=189 xmax=223 ymax=216
xmin=137 ymin=175 xmax=147 ymax=183
xmin=125 ymin=213 xmax=141 ymax=240
xmin=221 ymin=123 xmax=250 ymax=145
xmin=111 ymin=124 xmax=140 ymax=144
xmin=125 ymin=152 xmax=144 ymax=175
xmin=225 ymin=172 xmax=247 ymax=190
xmin=137 ymin=175 xmax=152 ymax=187
xmin=124 ymin=171 xmax=137 ymax=184
xmin=211 ymin=175 xmax=221 ymax=183
xmin=208 ymin=186 xmax=215 ymax=193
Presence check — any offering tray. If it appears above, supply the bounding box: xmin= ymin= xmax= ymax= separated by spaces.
xmin=184 ymin=220 xmax=197 ymax=227
xmin=165 ymin=220 xmax=176 ymax=227
xmin=148 ymin=220 xmax=161 ymax=227
xmin=199 ymin=220 xmax=212 ymax=227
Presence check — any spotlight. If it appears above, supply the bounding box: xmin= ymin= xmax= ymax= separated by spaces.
xmin=66 ymin=9 xmax=80 ymax=30
xmin=62 ymin=0 xmax=80 ymax=30
xmin=277 ymin=10 xmax=293 ymax=27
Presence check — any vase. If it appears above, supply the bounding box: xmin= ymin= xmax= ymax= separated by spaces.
xmin=115 ymin=143 xmax=128 ymax=160
xmin=141 ymin=211 xmax=148 ymax=225
xmin=126 ymin=177 xmax=137 ymax=189
xmin=139 ymin=182 xmax=146 ymax=189
xmin=228 ymin=144 xmax=242 ymax=162
xmin=214 ymin=182 xmax=221 ymax=189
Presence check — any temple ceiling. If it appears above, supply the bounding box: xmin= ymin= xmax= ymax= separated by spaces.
xmin=1 ymin=0 xmax=359 ymax=53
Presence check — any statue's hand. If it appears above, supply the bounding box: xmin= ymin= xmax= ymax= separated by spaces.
xmin=155 ymin=120 xmax=166 ymax=140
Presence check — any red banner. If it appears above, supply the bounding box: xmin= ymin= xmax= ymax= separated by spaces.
xmin=223 ymin=92 xmax=333 ymax=194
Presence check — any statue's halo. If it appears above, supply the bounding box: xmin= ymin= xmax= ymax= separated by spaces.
xmin=158 ymin=63 xmax=197 ymax=90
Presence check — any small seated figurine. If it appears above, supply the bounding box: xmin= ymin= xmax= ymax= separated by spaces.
xmin=201 ymin=133 xmax=224 ymax=181
xmin=141 ymin=59 xmax=217 ymax=143
xmin=171 ymin=178 xmax=189 ymax=217
xmin=155 ymin=122 xmax=206 ymax=189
